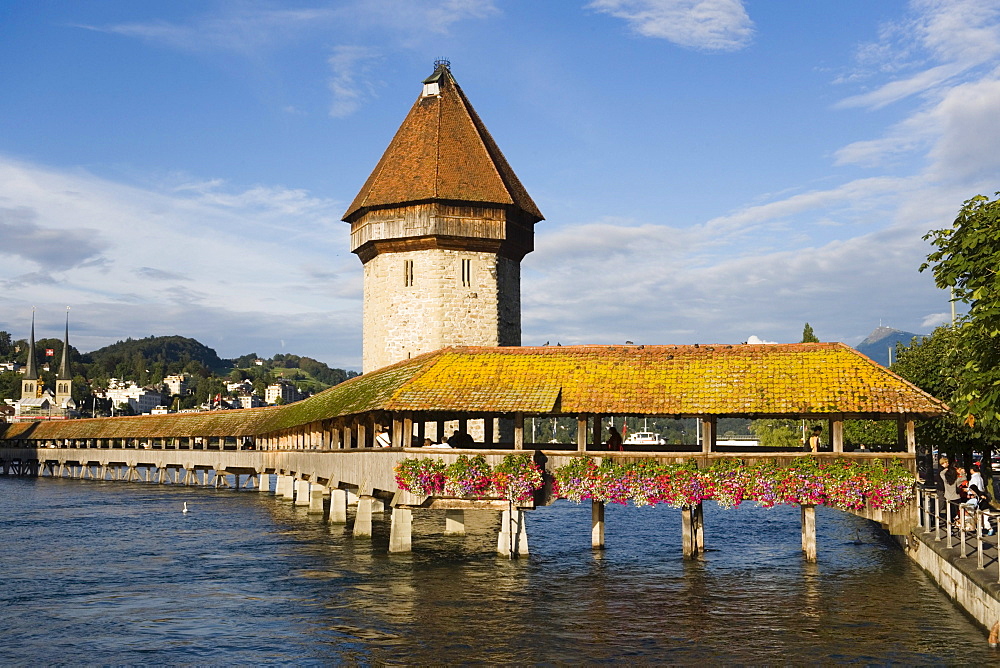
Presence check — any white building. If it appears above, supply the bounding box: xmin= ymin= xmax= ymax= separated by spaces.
xmin=235 ymin=394 xmax=267 ymax=409
xmin=103 ymin=380 xmax=163 ymax=415
xmin=265 ymin=380 xmax=301 ymax=405
xmin=164 ymin=374 xmax=189 ymax=396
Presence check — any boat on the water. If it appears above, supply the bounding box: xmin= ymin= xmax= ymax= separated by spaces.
xmin=622 ymin=431 xmax=666 ymax=446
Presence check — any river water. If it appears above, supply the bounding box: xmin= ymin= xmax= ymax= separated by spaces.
xmin=0 ymin=476 xmax=993 ymax=664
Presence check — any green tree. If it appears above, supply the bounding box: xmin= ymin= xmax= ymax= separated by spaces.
xmin=891 ymin=325 xmax=984 ymax=469
xmin=749 ymin=420 xmax=803 ymax=448
xmin=801 ymin=323 xmax=819 ymax=343
xmin=0 ymin=331 xmax=12 ymax=359
xmin=922 ymin=192 xmax=1000 ymax=435
xmin=0 ymin=370 xmax=19 ymax=401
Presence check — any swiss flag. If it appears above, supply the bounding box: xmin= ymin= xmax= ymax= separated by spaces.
xmin=45 ymin=348 xmax=54 ymax=357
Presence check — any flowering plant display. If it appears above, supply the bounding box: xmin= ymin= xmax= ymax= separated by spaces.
xmin=394 ymin=453 xmax=543 ymax=502
xmin=394 ymin=457 xmax=446 ymax=495
xmin=551 ymin=457 xmax=916 ymax=512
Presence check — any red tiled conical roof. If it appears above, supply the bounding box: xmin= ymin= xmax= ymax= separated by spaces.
xmin=343 ymin=63 xmax=543 ymax=223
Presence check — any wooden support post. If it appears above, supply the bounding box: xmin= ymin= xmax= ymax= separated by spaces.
xmin=389 ymin=507 xmax=412 ymax=553
xmin=592 ymin=416 xmax=603 ymax=452
xmin=458 ymin=418 xmax=468 ymax=437
xmin=701 ymin=417 xmax=716 ymax=454
xmin=341 ymin=422 xmax=352 ymax=449
xmin=392 ymin=414 xmax=404 ymax=448
xmin=577 ymin=415 xmax=588 ymax=453
xmin=417 ymin=420 xmax=426 ymax=445
xmin=694 ymin=501 xmax=705 ymax=554
xmin=436 ymin=419 xmax=446 ymax=443
xmin=592 ymin=500 xmax=605 ymax=549
xmin=514 ymin=412 xmax=524 ymax=450
xmin=403 ymin=414 xmax=413 ymax=448
xmin=898 ymin=418 xmax=916 ymax=454
xmin=357 ymin=421 xmax=368 ymax=449
xmin=801 ymin=504 xmax=817 ymax=562
xmin=483 ymin=417 xmax=494 ymax=448
xmin=830 ymin=416 xmax=844 ymax=453
xmin=444 ymin=509 xmax=466 ymax=535
xmin=681 ymin=506 xmax=696 ymax=559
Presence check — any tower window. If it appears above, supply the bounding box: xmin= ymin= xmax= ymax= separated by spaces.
xmin=461 ymin=259 xmax=472 ymax=287
xmin=403 ymin=260 xmax=414 ymax=287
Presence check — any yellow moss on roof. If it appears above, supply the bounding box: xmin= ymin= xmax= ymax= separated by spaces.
xmin=0 ymin=343 xmax=948 ymax=443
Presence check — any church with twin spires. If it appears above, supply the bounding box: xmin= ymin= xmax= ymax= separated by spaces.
xmin=14 ymin=312 xmax=76 ymax=421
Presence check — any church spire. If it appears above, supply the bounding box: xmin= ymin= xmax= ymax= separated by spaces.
xmin=24 ymin=309 xmax=38 ymax=381
xmin=58 ymin=307 xmax=72 ymax=381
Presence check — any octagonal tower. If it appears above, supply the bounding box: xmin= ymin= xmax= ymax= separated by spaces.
xmin=344 ymin=61 xmax=543 ymax=372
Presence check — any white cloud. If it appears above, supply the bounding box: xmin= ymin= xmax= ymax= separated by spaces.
xmin=837 ymin=0 xmax=1000 ymax=110
xmin=0 ymin=156 xmax=364 ymax=368
xmin=588 ymin=0 xmax=753 ymax=51
xmin=328 ymin=46 xmax=383 ymax=118
xmin=746 ymin=335 xmax=776 ymax=344
xmin=921 ymin=312 xmax=951 ymax=329
xmin=79 ymin=7 xmax=338 ymax=55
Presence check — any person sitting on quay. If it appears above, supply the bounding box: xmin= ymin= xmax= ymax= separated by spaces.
xmin=962 ymin=484 xmax=994 ymax=535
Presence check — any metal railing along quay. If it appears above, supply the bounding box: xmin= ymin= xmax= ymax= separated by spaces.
xmin=916 ymin=486 xmax=1000 ymax=578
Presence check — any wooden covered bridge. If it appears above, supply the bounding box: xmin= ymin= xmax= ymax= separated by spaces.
xmin=0 ymin=342 xmax=948 ymax=558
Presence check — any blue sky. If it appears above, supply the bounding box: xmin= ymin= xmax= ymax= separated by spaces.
xmin=2 ymin=0 xmax=998 ymax=370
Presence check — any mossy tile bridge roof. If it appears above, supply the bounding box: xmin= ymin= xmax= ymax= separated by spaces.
xmin=0 ymin=343 xmax=948 ymax=442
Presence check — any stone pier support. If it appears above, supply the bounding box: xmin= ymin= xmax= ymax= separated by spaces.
xmin=497 ymin=508 xmax=529 ymax=557
xmin=444 ymin=509 xmax=466 ymax=535
xmin=308 ymin=487 xmax=326 ymax=514
xmin=294 ymin=479 xmax=311 ymax=506
xmin=274 ymin=474 xmax=292 ymax=499
xmin=592 ymin=500 xmax=605 ymax=549
xmin=353 ymin=495 xmax=379 ymax=537
xmin=256 ymin=472 xmax=271 ymax=493
xmin=329 ymin=488 xmax=348 ymax=524
xmin=801 ymin=504 xmax=817 ymax=562
xmin=389 ymin=507 xmax=412 ymax=552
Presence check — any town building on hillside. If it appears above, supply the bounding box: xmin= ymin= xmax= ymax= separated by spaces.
xmin=344 ymin=60 xmax=543 ymax=373
xmin=164 ymin=374 xmax=189 ymax=396
xmin=102 ymin=380 xmax=163 ymax=415
xmin=235 ymin=394 xmax=267 ymax=409
xmin=265 ymin=380 xmax=301 ymax=405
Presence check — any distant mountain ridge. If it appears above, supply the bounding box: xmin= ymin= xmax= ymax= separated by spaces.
xmin=856 ymin=326 xmax=925 ymax=366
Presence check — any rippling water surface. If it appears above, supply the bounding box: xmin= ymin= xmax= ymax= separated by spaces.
xmin=0 ymin=476 xmax=992 ymax=664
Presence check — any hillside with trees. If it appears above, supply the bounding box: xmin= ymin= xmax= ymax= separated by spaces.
xmin=0 ymin=332 xmax=358 ymax=410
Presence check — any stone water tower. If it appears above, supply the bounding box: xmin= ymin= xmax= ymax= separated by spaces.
xmin=344 ymin=60 xmax=543 ymax=372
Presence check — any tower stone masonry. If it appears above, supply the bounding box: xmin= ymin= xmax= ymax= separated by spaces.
xmin=343 ymin=61 xmax=543 ymax=373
